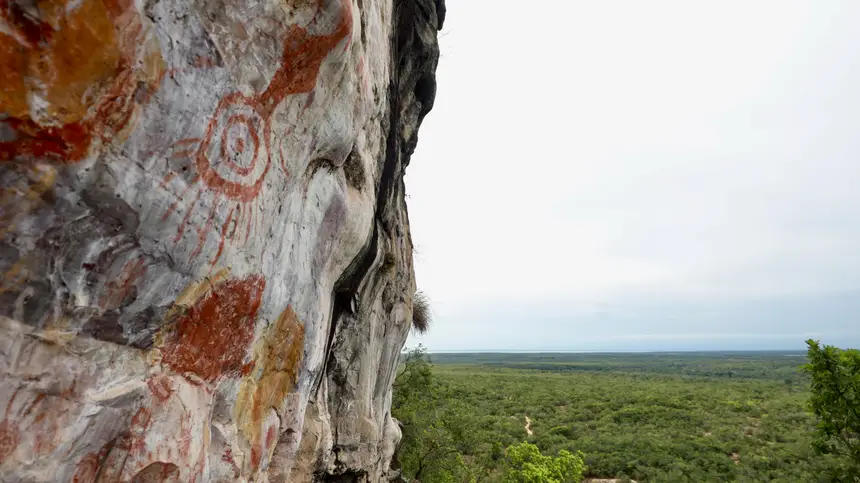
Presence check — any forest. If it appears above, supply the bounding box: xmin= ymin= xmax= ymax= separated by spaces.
xmin=391 ymin=346 xmax=860 ymax=482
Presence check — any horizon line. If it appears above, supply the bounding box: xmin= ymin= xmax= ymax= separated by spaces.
xmin=414 ymin=349 xmax=808 ymax=354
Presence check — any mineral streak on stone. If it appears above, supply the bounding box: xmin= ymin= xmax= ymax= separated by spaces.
xmin=0 ymin=0 xmax=444 ymax=480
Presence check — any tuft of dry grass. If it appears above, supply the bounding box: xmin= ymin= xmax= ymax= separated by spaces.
xmin=411 ymin=291 xmax=431 ymax=334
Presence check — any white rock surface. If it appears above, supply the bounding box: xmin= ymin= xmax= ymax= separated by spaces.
xmin=0 ymin=0 xmax=443 ymax=480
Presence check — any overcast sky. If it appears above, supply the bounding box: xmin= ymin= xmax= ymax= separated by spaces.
xmin=404 ymin=1 xmax=860 ymax=351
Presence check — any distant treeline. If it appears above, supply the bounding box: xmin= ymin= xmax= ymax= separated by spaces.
xmin=426 ymin=351 xmax=809 ymax=382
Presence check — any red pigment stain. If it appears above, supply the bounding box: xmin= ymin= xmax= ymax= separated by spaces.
xmin=221 ymin=447 xmax=234 ymax=464
xmin=1 ymin=385 xmax=76 ymax=458
xmin=177 ymin=0 xmax=354 ymax=191
xmin=101 ymin=257 xmax=147 ymax=310
xmin=250 ymin=421 xmax=277 ymax=469
xmin=256 ymin=0 xmax=353 ymax=118
xmin=178 ymin=423 xmax=192 ymax=458
xmin=128 ymin=407 xmax=152 ymax=455
xmin=146 ymin=376 xmax=174 ymax=403
xmin=97 ymin=433 xmax=135 ymax=481
xmin=0 ymin=389 xmax=25 ymax=463
xmin=190 ymin=456 xmax=207 ymax=483
xmin=130 ymin=462 xmax=179 ymax=482
xmin=0 ymin=118 xmax=91 ymax=163
xmin=191 ymin=93 xmax=270 ymax=203
xmin=71 ymin=439 xmax=114 ymax=483
xmin=265 ymin=424 xmax=277 ymax=449
xmin=250 ymin=445 xmax=261 ymax=470
xmin=356 ymin=56 xmax=369 ymax=92
xmin=71 ymin=453 xmax=100 ymax=482
xmin=189 ymin=196 xmax=222 ymax=259
xmin=131 ymin=408 xmax=152 ymax=431
xmin=161 ymin=0 xmax=354 ymax=269
xmin=192 ymin=55 xmax=216 ymax=69
xmin=0 ymin=0 xmax=54 ymax=47
xmin=211 ymin=205 xmax=238 ymax=269
xmin=74 ymin=400 xmax=159 ymax=481
xmin=220 ymin=447 xmax=239 ymax=479
xmin=176 ymin=411 xmax=196 ymax=462
xmin=0 ymin=420 xmax=19 ymax=463
xmin=160 ymin=275 xmax=265 ymax=382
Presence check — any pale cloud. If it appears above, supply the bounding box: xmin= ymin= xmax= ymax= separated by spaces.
xmin=405 ymin=0 xmax=860 ymax=350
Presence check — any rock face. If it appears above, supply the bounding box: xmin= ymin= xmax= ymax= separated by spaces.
xmin=0 ymin=0 xmax=443 ymax=480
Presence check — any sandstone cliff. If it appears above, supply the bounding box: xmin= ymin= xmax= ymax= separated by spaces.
xmin=0 ymin=0 xmax=444 ymax=480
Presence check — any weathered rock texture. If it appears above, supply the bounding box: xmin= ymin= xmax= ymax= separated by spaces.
xmin=0 ymin=0 xmax=443 ymax=480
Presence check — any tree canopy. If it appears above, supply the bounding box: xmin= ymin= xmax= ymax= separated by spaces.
xmin=503 ymin=441 xmax=585 ymax=483
xmin=805 ymin=339 xmax=860 ymax=480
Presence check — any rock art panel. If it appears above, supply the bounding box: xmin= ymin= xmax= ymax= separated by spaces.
xmin=158 ymin=274 xmax=265 ymax=383
xmin=0 ymin=0 xmax=163 ymax=163
xmin=0 ymin=0 xmax=444 ymax=480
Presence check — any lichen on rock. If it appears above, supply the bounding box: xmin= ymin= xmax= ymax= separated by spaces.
xmin=0 ymin=0 xmax=444 ymax=480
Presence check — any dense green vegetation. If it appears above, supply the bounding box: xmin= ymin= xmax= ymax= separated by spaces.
xmin=805 ymin=340 xmax=860 ymax=480
xmin=503 ymin=441 xmax=585 ymax=483
xmin=393 ymin=348 xmax=854 ymax=482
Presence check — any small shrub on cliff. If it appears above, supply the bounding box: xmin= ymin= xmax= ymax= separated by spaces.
xmin=412 ymin=291 xmax=432 ymax=334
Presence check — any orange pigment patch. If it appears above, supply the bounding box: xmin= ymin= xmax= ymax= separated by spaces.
xmin=33 ymin=0 xmax=121 ymax=124
xmin=159 ymin=275 xmax=265 ymax=382
xmin=234 ymin=305 xmax=304 ymax=471
xmin=0 ymin=35 xmax=28 ymax=118
xmin=0 ymin=0 xmax=163 ymax=163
